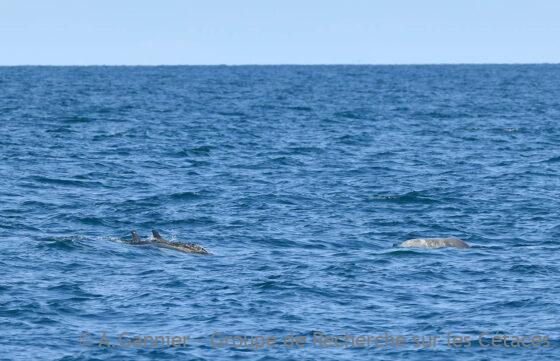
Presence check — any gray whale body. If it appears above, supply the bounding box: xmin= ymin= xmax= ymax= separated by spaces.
xmin=399 ymin=237 xmax=469 ymax=249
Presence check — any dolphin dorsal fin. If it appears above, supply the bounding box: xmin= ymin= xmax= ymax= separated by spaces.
xmin=152 ymin=229 xmax=163 ymax=240
xmin=131 ymin=230 xmax=141 ymax=243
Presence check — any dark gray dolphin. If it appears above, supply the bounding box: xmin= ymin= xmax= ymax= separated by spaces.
xmin=398 ymin=237 xmax=470 ymax=249
xmin=130 ymin=230 xmax=151 ymax=245
xmin=152 ymin=229 xmax=163 ymax=241
xmin=131 ymin=230 xmax=142 ymax=243
xmin=151 ymin=229 xmax=210 ymax=255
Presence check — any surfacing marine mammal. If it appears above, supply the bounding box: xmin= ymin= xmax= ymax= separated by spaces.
xmin=130 ymin=230 xmax=151 ymax=245
xmin=399 ymin=237 xmax=470 ymax=249
xmin=127 ymin=230 xmax=210 ymax=254
xmin=151 ymin=229 xmax=210 ymax=255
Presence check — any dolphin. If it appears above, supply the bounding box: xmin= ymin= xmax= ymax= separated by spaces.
xmin=151 ymin=229 xmax=210 ymax=255
xmin=130 ymin=230 xmax=151 ymax=245
xmin=398 ymin=237 xmax=469 ymax=249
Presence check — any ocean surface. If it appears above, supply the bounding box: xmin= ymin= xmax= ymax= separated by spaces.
xmin=1 ymin=65 xmax=559 ymax=360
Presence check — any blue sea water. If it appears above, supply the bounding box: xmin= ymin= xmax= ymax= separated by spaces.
xmin=1 ymin=65 xmax=559 ymax=360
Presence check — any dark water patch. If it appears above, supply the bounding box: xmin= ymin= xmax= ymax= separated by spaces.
xmin=251 ymin=237 xmax=300 ymax=248
xmin=62 ymin=115 xmax=93 ymax=124
xmin=173 ymin=145 xmax=214 ymax=157
xmin=300 ymin=241 xmax=328 ymax=250
xmin=20 ymin=200 xmax=60 ymax=209
xmin=415 ymin=110 xmax=459 ymax=119
xmin=542 ymin=155 xmax=560 ymax=163
xmin=163 ymin=217 xmax=217 ymax=227
xmin=122 ymin=191 xmax=208 ymax=208
xmin=288 ymin=106 xmax=313 ymax=112
xmin=184 ymin=159 xmax=211 ymax=167
xmin=218 ymin=111 xmax=247 ymax=117
xmin=92 ymin=131 xmax=127 ymax=141
xmin=168 ymin=191 xmax=204 ymax=201
xmin=283 ymin=146 xmax=325 ymax=155
xmin=263 ymin=156 xmax=306 ymax=167
xmin=508 ymin=264 xmax=555 ymax=275
xmin=31 ymin=317 xmax=59 ymax=325
xmin=26 ymin=175 xmax=104 ymax=188
xmin=334 ymin=110 xmax=363 ymax=120
xmin=47 ymin=282 xmax=90 ymax=294
xmin=46 ymin=126 xmax=75 ymax=134
xmin=161 ymin=279 xmax=186 ymax=288
xmin=335 ymin=133 xmax=372 ymax=146
xmin=369 ymin=191 xmax=438 ymax=204
xmin=172 ymin=147 xmax=214 ymax=158
xmin=75 ymin=217 xmax=106 ymax=226
xmin=378 ymin=249 xmax=426 ymax=257
xmin=135 ymin=269 xmax=160 ymax=277
xmin=36 ymin=236 xmax=81 ymax=251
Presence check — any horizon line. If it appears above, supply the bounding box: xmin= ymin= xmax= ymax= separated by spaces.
xmin=1 ymin=62 xmax=560 ymax=67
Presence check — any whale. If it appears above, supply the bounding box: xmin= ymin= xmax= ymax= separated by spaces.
xmin=151 ymin=229 xmax=210 ymax=255
xmin=398 ymin=237 xmax=469 ymax=249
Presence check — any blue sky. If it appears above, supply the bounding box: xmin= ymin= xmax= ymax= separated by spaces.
xmin=1 ymin=0 xmax=559 ymax=65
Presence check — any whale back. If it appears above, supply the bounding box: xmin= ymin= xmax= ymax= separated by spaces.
xmin=399 ymin=237 xmax=469 ymax=249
